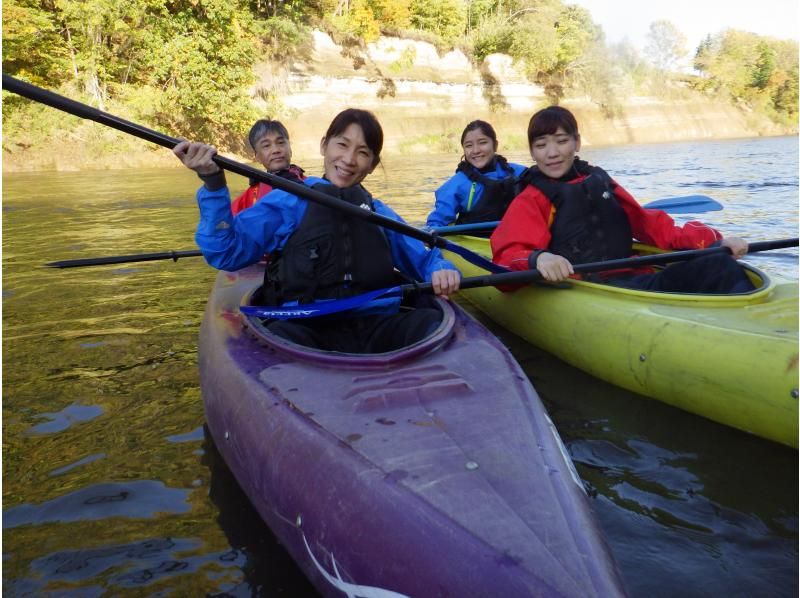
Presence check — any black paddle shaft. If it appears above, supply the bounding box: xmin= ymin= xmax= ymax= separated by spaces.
xmin=403 ymin=238 xmax=799 ymax=293
xmin=45 ymin=250 xmax=204 ymax=268
xmin=2 ymin=73 xmax=446 ymax=249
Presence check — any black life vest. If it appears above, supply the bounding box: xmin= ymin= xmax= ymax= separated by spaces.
xmin=256 ymin=183 xmax=396 ymax=306
xmin=248 ymin=163 xmax=305 ymax=187
xmin=454 ymin=156 xmax=521 ymax=225
xmin=520 ymin=160 xmax=633 ymax=264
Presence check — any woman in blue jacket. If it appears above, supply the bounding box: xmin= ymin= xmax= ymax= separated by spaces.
xmin=426 ymin=120 xmax=526 ymax=229
xmin=173 ymin=108 xmax=460 ymax=353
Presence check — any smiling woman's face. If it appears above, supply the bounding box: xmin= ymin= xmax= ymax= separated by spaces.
xmin=462 ymin=129 xmax=497 ymax=170
xmin=320 ymin=123 xmax=376 ymax=188
xmin=530 ymin=126 xmax=581 ymax=179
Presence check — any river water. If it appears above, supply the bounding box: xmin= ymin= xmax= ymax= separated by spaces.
xmin=3 ymin=135 xmax=798 ymax=596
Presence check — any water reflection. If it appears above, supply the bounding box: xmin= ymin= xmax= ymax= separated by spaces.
xmin=3 ymin=481 xmax=192 ymax=528
xmin=3 ymin=137 xmax=798 ymax=596
xmin=201 ymin=426 xmax=319 ymax=597
xmin=48 ymin=453 xmax=107 ymax=477
xmin=26 ymin=403 xmax=104 ymax=435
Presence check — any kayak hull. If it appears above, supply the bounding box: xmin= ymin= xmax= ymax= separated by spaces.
xmin=200 ymin=265 xmax=627 ymax=597
xmin=445 ymin=236 xmax=799 ymax=448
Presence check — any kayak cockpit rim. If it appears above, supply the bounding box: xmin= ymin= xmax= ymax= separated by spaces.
xmin=569 ymin=261 xmax=775 ymax=304
xmin=239 ymin=288 xmax=458 ymax=367
xmin=459 ymin=235 xmax=775 ymax=302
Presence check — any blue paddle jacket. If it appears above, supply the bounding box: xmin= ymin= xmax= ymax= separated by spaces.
xmin=195 ymin=174 xmax=458 ymax=283
xmin=426 ymin=159 xmax=527 ymax=228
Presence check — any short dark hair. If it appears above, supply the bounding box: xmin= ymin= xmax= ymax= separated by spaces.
xmin=527 ymin=106 xmax=579 ymax=145
xmin=460 ymin=120 xmax=498 ymax=147
xmin=248 ymin=119 xmax=290 ymax=151
xmin=323 ymin=108 xmax=384 ymax=167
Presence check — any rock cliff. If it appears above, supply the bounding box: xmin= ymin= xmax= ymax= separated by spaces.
xmin=2 ymin=30 xmax=789 ymax=172
xmin=257 ymin=31 xmax=786 ymax=161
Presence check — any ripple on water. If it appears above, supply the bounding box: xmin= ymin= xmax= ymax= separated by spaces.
xmin=26 ymin=403 xmax=104 ymax=435
xmin=22 ymin=537 xmax=247 ymax=592
xmin=48 ymin=453 xmax=107 ymax=477
xmin=3 ymin=480 xmax=192 ymax=529
xmin=79 ymin=341 xmax=106 ymax=348
xmin=166 ymin=426 xmax=205 ymax=443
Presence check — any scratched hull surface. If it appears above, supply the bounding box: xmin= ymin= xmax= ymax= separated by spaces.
xmin=199 ymin=265 xmax=627 ymax=597
xmin=445 ymin=236 xmax=799 ymax=448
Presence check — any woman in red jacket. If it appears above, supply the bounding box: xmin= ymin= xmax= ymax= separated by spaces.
xmin=491 ymin=106 xmax=754 ymax=293
xmin=231 ymin=119 xmax=305 ymax=215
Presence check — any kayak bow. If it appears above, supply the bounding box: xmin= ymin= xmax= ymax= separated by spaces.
xmin=199 ymin=265 xmax=629 ymax=596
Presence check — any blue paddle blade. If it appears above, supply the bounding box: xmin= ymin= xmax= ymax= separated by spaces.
xmin=240 ymin=287 xmax=404 ymax=319
xmin=641 ymin=195 xmax=724 ymax=214
xmin=432 ymin=195 xmax=725 ymax=236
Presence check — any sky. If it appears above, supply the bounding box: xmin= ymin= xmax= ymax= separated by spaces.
xmin=569 ymin=0 xmax=799 ymax=55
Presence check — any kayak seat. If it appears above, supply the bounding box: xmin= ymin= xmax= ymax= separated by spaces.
xmin=243 ymin=287 xmax=457 ymax=359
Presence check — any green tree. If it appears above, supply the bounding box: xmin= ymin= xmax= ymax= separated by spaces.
xmin=257 ymin=16 xmax=313 ymax=64
xmin=409 ymin=0 xmax=465 ymax=43
xmin=644 ymin=19 xmax=687 ymax=73
xmin=369 ymin=0 xmax=411 ymax=30
xmin=470 ymin=12 xmax=514 ymax=60
xmin=504 ymin=2 xmax=599 ymax=102
xmin=349 ymin=0 xmax=381 ymax=41
xmin=696 ymin=29 xmax=762 ymax=100
xmin=691 ymin=29 xmax=798 ymax=124
xmin=772 ymin=67 xmax=798 ymax=116
xmin=249 ymin=0 xmax=333 ymax=20
xmin=2 ymin=0 xmax=69 ymax=85
xmin=52 ymin=0 xmax=167 ymax=108
xmin=751 ymin=41 xmax=776 ymax=90
xmin=143 ymin=0 xmax=259 ymax=149
xmin=694 ymin=34 xmax=714 ymax=73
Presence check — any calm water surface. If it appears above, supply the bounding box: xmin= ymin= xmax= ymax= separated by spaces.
xmin=3 ymin=136 xmax=798 ymax=596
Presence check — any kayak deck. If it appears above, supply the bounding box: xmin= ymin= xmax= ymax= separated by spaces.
xmin=199 ymin=265 xmax=628 ymax=596
xmin=445 ymin=235 xmax=799 ymax=448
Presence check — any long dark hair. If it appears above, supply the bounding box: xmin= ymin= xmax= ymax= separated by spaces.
xmin=323 ymin=108 xmax=384 ymax=168
xmin=527 ymin=106 xmax=579 ymax=144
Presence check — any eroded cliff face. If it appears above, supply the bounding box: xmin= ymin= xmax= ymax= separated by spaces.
xmin=2 ymin=30 xmax=789 ymax=172
xmin=256 ymin=31 xmax=787 ymax=161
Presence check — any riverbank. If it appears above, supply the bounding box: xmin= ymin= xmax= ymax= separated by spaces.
xmin=2 ymin=99 xmax=788 ymax=173
xmin=3 ymin=30 xmax=794 ymax=173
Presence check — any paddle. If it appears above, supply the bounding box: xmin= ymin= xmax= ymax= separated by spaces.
xmin=45 ymin=194 xmax=726 ymax=268
xmin=45 ymin=250 xmax=204 ymax=269
xmin=240 ymin=237 xmax=799 ymax=319
xmin=640 ymin=195 xmax=723 ymax=214
xmin=431 ymin=195 xmax=725 ymax=236
xmin=3 ymin=73 xmax=505 ymax=274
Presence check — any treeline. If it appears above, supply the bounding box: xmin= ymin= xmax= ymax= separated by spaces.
xmin=3 ymin=0 xmax=798 ymax=153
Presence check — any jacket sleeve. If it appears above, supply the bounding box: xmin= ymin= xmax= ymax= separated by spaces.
xmin=426 ymin=173 xmax=469 ymax=228
xmin=614 ymin=183 xmax=723 ymax=249
xmin=375 ymin=201 xmax=459 ymax=281
xmin=490 ymin=186 xmax=554 ymax=271
xmin=195 ymin=184 xmax=300 ymax=271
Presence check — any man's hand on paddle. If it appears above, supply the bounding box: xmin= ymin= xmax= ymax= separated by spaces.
xmin=721 ymin=237 xmax=749 ymax=259
xmin=173 ymin=140 xmax=220 ymax=176
xmin=431 ymin=269 xmax=461 ymax=300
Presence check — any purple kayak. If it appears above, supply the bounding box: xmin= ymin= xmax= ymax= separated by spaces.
xmin=200 ymin=265 xmax=627 ymax=597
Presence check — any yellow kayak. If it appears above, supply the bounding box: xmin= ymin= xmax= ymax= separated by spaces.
xmin=445 ymin=235 xmax=799 ymax=448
